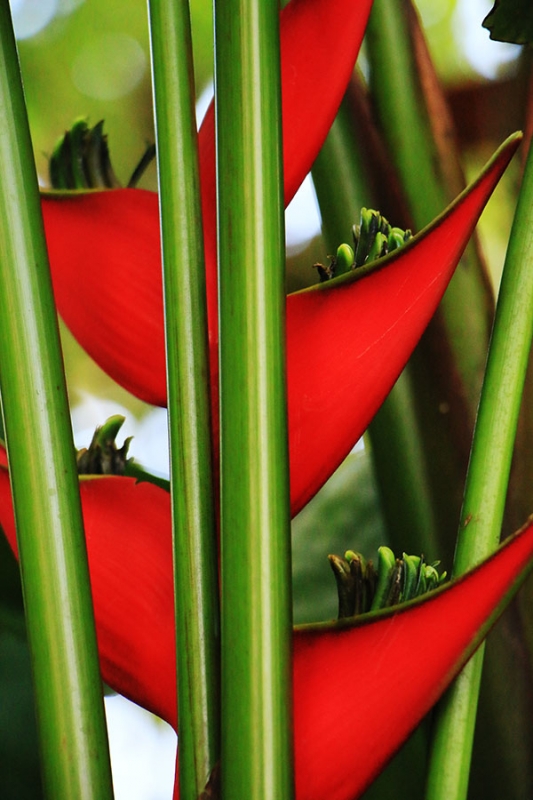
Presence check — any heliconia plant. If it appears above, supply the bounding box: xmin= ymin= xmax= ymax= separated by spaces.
xmin=1 ymin=0 xmax=533 ymax=799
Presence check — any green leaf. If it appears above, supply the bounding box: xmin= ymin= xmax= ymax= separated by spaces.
xmin=483 ymin=0 xmax=533 ymax=45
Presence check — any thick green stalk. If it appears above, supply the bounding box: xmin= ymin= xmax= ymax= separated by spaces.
xmin=425 ymin=138 xmax=533 ymax=800
xmin=215 ymin=0 xmax=293 ymax=796
xmin=312 ymin=87 xmax=440 ymax=560
xmin=366 ymin=0 xmax=494 ymax=406
xmin=311 ymin=92 xmax=369 ymax=247
xmin=366 ymin=0 xmax=495 ymax=550
xmin=366 ymin=0 xmax=444 ymax=223
xmin=0 ymin=4 xmax=113 ymax=798
xmin=147 ymin=2 xmax=220 ymax=798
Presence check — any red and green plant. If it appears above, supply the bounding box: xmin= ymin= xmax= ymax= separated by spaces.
xmin=1 ymin=0 xmax=533 ymax=799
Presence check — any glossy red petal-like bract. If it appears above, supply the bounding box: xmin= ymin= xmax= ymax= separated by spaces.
xmin=41 ymin=190 xmax=166 ymax=404
xmin=198 ymin=0 xmax=375 ymax=332
xmin=293 ymin=518 xmax=533 ymax=799
xmin=0 ymin=468 xmax=176 ymax=724
xmin=2 ymin=466 xmax=533 ymax=800
xmin=287 ymin=134 xmax=520 ymax=512
xmin=42 ymin=137 xmax=521 ymax=517
xmin=41 ymin=0 xmax=374 ymax=407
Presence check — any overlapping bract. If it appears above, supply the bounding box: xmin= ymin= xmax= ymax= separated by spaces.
xmin=2 ymin=467 xmax=533 ymax=799
xmin=42 ymin=0 xmax=375 ymax=409
xmin=41 ymin=136 xmax=521 ymax=517
xmin=39 ymin=0 xmax=520 ymax=514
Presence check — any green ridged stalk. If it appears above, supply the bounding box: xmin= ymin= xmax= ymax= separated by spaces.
xmin=215 ymin=0 xmax=294 ymax=795
xmin=365 ymin=0 xmax=494 ymax=406
xmin=425 ymin=135 xmax=533 ymax=800
xmin=365 ymin=0 xmax=495 ymax=554
xmin=147 ymin=2 xmax=220 ymax=798
xmin=0 ymin=4 xmax=113 ymax=797
xmin=312 ymin=87 xmax=440 ymax=560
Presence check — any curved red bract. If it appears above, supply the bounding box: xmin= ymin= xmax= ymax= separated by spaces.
xmin=2 ymin=466 xmax=533 ymax=799
xmin=286 ymin=136 xmax=520 ymax=511
xmin=42 ymin=0 xmax=374 ymax=408
xmin=198 ymin=0 xmax=377 ymax=335
xmin=42 ymin=138 xmax=521 ymax=516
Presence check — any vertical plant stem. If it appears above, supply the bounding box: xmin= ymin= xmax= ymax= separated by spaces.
xmin=366 ymin=0 xmax=494 ymax=405
xmin=425 ymin=138 xmax=533 ymax=800
xmin=0 ymin=4 xmax=113 ymax=798
xmin=147 ymin=2 xmax=220 ymax=798
xmin=366 ymin=0 xmax=495 ymax=553
xmin=215 ymin=0 xmax=294 ymax=796
xmin=312 ymin=88 xmax=440 ymax=559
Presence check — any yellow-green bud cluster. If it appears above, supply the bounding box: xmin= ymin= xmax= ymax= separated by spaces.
xmin=328 ymin=546 xmax=446 ymax=619
xmin=315 ymin=208 xmax=412 ymax=282
xmin=352 ymin=208 xmax=412 ymax=268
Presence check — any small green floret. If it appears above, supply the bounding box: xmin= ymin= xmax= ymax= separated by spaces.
xmin=49 ymin=118 xmax=155 ymax=190
xmin=315 ymin=207 xmax=412 ymax=282
xmin=76 ymin=415 xmax=132 ymax=476
xmin=329 ymin=546 xmax=447 ymax=619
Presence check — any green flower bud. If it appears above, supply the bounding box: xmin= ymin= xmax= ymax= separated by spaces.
xmin=328 ymin=554 xmax=357 ymax=619
xmin=335 ymin=243 xmax=355 ymax=276
xmin=370 ymin=546 xmax=397 ymax=611
xmin=77 ymin=415 xmax=132 ymax=476
xmin=329 ymin=545 xmax=448 ymax=618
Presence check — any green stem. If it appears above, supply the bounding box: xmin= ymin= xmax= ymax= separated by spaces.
xmin=147 ymin=2 xmax=220 ymax=797
xmin=312 ymin=87 xmax=440 ymax=559
xmin=366 ymin=0 xmax=445 ymax=224
xmin=215 ymin=0 xmax=294 ymax=796
xmin=425 ymin=138 xmax=533 ymax=800
xmin=366 ymin=0 xmax=494 ymax=407
xmin=365 ymin=0 xmax=494 ymax=554
xmin=0 ymin=4 xmax=113 ymax=798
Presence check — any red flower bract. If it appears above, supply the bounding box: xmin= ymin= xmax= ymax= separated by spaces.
xmin=286 ymin=135 xmax=520 ymax=511
xmin=41 ymin=136 xmax=521 ymax=515
xmin=42 ymin=0 xmax=375 ymax=409
xmin=39 ymin=0 xmax=521 ymax=514
xmin=2 ymin=467 xmax=533 ymax=800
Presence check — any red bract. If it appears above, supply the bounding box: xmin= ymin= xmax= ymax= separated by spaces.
xmin=2 ymin=466 xmax=533 ymax=799
xmin=42 ymin=134 xmax=520 ymax=517
xmin=287 ymin=135 xmax=520 ymax=511
xmin=293 ymin=515 xmax=533 ymax=800
xmin=42 ymin=0 xmax=375 ymax=409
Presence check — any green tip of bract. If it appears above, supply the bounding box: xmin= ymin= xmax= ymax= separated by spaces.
xmin=329 ymin=546 xmax=447 ymax=619
xmin=77 ymin=415 xmax=132 ymax=476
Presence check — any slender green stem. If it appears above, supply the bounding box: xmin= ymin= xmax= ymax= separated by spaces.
xmin=311 ymin=92 xmax=369 ymax=246
xmin=365 ymin=0 xmax=495 ymax=558
xmin=425 ymin=137 xmax=533 ymax=800
xmin=215 ymin=0 xmax=294 ymax=796
xmin=312 ymin=87 xmax=440 ymax=559
xmin=366 ymin=0 xmax=444 ymax=224
xmin=366 ymin=0 xmax=493 ymax=410
xmin=147 ymin=2 xmax=220 ymax=798
xmin=0 ymin=4 xmax=113 ymax=798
